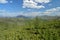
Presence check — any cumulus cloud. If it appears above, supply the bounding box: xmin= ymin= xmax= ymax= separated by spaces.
xmin=34 ymin=0 xmax=50 ymax=3
xmin=0 ymin=10 xmax=18 ymax=17
xmin=0 ymin=10 xmax=7 ymax=17
xmin=23 ymin=0 xmax=50 ymax=9
xmin=24 ymin=12 xmax=41 ymax=17
xmin=42 ymin=7 xmax=60 ymax=16
xmin=22 ymin=7 xmax=60 ymax=16
xmin=0 ymin=0 xmax=8 ymax=3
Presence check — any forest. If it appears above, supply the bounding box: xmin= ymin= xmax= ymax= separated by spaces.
xmin=0 ymin=17 xmax=60 ymax=40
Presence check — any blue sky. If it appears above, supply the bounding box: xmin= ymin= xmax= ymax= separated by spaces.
xmin=0 ymin=0 xmax=60 ymax=17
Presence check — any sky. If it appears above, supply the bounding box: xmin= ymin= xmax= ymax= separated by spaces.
xmin=0 ymin=0 xmax=60 ymax=17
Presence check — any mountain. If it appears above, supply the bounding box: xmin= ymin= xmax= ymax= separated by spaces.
xmin=16 ymin=15 xmax=29 ymax=18
xmin=16 ymin=15 xmax=60 ymax=19
xmin=40 ymin=15 xmax=60 ymax=20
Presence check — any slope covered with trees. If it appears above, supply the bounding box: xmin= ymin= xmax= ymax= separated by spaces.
xmin=0 ymin=17 xmax=60 ymax=40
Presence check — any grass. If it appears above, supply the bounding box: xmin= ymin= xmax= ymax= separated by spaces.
xmin=0 ymin=17 xmax=60 ymax=40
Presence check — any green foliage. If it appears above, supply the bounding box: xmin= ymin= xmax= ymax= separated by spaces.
xmin=0 ymin=17 xmax=60 ymax=40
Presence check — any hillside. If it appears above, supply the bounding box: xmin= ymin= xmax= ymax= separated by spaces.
xmin=0 ymin=17 xmax=60 ymax=40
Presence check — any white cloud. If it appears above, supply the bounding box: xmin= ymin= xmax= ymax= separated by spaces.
xmin=24 ymin=12 xmax=41 ymax=17
xmin=18 ymin=12 xmax=43 ymax=17
xmin=0 ymin=0 xmax=8 ymax=3
xmin=23 ymin=0 xmax=50 ymax=9
xmin=34 ymin=0 xmax=50 ymax=3
xmin=0 ymin=10 xmax=7 ymax=17
xmin=42 ymin=7 xmax=60 ymax=16
xmin=0 ymin=7 xmax=60 ymax=17
xmin=21 ymin=7 xmax=60 ymax=16
xmin=0 ymin=10 xmax=18 ymax=17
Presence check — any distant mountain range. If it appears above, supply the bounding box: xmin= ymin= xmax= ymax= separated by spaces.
xmin=16 ymin=15 xmax=60 ymax=19
xmin=40 ymin=15 xmax=60 ymax=20
xmin=16 ymin=15 xmax=30 ymax=18
xmin=0 ymin=15 xmax=60 ymax=20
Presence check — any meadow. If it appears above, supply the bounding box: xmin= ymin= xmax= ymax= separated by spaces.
xmin=0 ymin=17 xmax=60 ymax=40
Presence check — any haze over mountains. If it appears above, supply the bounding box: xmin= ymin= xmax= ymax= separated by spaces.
xmin=0 ymin=13 xmax=60 ymax=19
